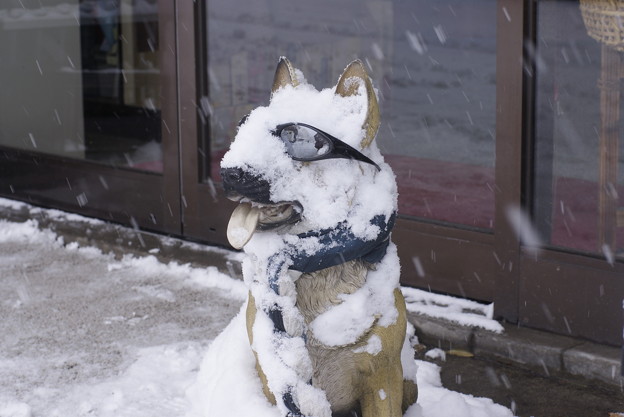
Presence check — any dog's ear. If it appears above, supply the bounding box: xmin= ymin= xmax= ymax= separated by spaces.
xmin=335 ymin=60 xmax=380 ymax=149
xmin=271 ymin=57 xmax=299 ymax=98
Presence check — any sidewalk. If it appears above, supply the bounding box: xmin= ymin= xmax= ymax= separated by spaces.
xmin=0 ymin=199 xmax=622 ymax=417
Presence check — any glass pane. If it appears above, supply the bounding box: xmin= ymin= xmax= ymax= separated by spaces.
xmin=204 ymin=0 xmax=496 ymax=229
xmin=535 ymin=1 xmax=624 ymax=259
xmin=0 ymin=0 xmax=162 ymax=172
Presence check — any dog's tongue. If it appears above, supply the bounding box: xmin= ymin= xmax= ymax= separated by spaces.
xmin=227 ymin=202 xmax=260 ymax=249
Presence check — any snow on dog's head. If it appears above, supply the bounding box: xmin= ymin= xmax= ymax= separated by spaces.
xmin=221 ymin=57 xmax=397 ymax=249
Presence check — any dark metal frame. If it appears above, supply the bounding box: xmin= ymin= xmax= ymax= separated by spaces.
xmin=0 ymin=0 xmax=621 ymax=345
xmin=176 ymin=1 xmax=238 ymax=245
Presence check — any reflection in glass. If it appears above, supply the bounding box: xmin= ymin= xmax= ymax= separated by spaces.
xmin=0 ymin=0 xmax=162 ymax=172
xmin=534 ymin=1 xmax=624 ymax=258
xmin=205 ymin=0 xmax=496 ymax=229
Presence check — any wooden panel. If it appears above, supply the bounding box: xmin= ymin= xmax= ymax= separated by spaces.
xmin=183 ymin=182 xmax=238 ymax=247
xmin=395 ymin=218 xmax=497 ymax=303
xmin=520 ymin=250 xmax=624 ymax=346
xmin=0 ymin=148 xmax=177 ymax=234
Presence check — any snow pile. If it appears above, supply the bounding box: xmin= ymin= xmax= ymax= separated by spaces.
xmin=0 ymin=219 xmax=60 ymax=245
xmin=413 ymin=360 xmax=514 ymax=417
xmin=0 ymin=197 xmax=30 ymax=211
xmin=402 ymin=287 xmax=504 ymax=333
xmin=47 ymin=342 xmax=205 ymax=417
xmin=425 ymin=348 xmax=447 ymax=361
xmin=186 ymin=305 xmax=515 ymax=417
xmin=0 ymin=402 xmax=31 ymax=417
xmin=108 ymin=254 xmax=247 ymax=301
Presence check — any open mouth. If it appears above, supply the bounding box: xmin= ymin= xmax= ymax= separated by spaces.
xmin=226 ymin=199 xmax=302 ymax=249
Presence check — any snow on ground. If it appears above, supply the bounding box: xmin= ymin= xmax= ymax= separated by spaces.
xmin=402 ymin=287 xmax=504 ymax=333
xmin=0 ymin=202 xmax=513 ymax=417
xmin=0 ymin=214 xmax=243 ymax=417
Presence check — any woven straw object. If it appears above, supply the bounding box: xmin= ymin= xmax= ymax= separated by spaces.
xmin=580 ymin=0 xmax=624 ymax=51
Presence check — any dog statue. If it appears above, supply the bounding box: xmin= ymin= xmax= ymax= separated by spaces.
xmin=220 ymin=57 xmax=417 ymax=417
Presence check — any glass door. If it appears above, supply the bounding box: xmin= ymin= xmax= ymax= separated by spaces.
xmin=518 ymin=0 xmax=624 ymax=345
xmin=0 ymin=0 xmax=181 ymax=234
xmin=79 ymin=0 xmax=163 ymax=172
xmin=533 ymin=0 xmax=624 ymax=260
xmin=1 ymin=0 xmax=164 ymax=170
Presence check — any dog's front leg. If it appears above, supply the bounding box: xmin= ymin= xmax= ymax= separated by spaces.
xmin=245 ymin=293 xmax=277 ymax=405
xmin=359 ymin=362 xmax=405 ymax=417
xmin=359 ymin=288 xmax=414 ymax=417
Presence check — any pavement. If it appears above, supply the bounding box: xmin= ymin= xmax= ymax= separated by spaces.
xmin=1 ymin=200 xmax=623 ymax=417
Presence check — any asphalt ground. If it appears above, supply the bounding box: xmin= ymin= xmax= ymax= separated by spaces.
xmin=431 ymin=352 xmax=623 ymax=417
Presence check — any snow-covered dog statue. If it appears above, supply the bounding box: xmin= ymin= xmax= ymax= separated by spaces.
xmin=220 ymin=57 xmax=418 ymax=417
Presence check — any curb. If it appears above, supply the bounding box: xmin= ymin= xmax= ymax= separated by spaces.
xmin=1 ymin=199 xmax=622 ymax=390
xmin=408 ymin=312 xmax=623 ymax=388
xmin=0 ymin=200 xmax=241 ymax=275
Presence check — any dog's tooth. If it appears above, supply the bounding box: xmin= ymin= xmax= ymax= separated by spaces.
xmin=227 ymin=202 xmax=260 ymax=249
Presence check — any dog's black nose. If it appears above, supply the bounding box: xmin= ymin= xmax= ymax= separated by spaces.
xmin=220 ymin=167 xmax=273 ymax=204
xmin=221 ymin=167 xmax=244 ymax=184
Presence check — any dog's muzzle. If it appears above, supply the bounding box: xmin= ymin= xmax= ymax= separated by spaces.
xmin=221 ymin=167 xmax=302 ymax=249
xmin=222 ymin=168 xmax=272 ymax=204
